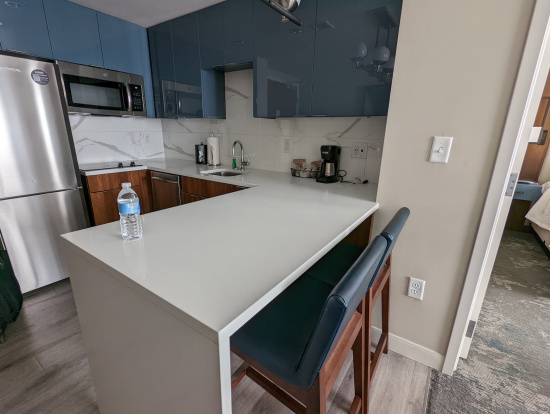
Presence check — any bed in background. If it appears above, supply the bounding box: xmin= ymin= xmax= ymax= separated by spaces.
xmin=526 ymin=181 xmax=550 ymax=255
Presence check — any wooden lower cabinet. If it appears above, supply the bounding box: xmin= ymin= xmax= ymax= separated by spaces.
xmin=182 ymin=192 xmax=206 ymax=204
xmin=84 ymin=170 xmax=152 ymax=226
xmin=84 ymin=171 xmax=246 ymax=225
xmin=180 ymin=176 xmax=245 ymax=204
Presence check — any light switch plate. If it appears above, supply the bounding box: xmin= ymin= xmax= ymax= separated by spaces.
xmin=429 ymin=136 xmax=453 ymax=163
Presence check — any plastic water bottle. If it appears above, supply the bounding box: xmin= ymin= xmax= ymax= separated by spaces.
xmin=117 ymin=183 xmax=142 ymax=240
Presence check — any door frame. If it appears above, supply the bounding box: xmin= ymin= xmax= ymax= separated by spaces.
xmin=442 ymin=0 xmax=550 ymax=375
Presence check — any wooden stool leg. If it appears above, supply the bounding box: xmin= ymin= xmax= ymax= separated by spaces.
xmin=382 ymin=266 xmax=391 ymax=354
xmin=364 ymin=291 xmax=373 ymax=414
xmin=351 ymin=298 xmax=365 ymax=414
xmin=305 ymin=373 xmax=327 ymax=414
xmin=351 ymin=326 xmax=364 ymax=414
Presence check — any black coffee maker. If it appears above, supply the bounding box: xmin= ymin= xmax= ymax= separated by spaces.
xmin=316 ymin=145 xmax=341 ymax=183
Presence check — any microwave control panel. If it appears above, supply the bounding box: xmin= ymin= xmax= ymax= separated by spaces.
xmin=130 ymin=84 xmax=144 ymax=112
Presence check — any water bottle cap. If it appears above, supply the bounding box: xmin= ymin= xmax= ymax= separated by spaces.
xmin=122 ymin=182 xmax=131 ymax=189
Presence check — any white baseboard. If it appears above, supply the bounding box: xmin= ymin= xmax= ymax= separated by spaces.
xmin=371 ymin=327 xmax=444 ymax=370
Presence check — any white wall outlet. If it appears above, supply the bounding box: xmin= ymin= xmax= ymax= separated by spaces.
xmin=351 ymin=143 xmax=367 ymax=159
xmin=408 ymin=277 xmax=425 ymax=300
xmin=283 ymin=138 xmax=291 ymax=154
xmin=429 ymin=136 xmax=453 ymax=163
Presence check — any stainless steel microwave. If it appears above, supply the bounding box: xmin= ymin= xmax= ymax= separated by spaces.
xmin=57 ymin=61 xmax=146 ymax=117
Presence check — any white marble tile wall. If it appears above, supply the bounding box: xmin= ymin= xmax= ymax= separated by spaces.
xmin=163 ymin=70 xmax=387 ymax=183
xmin=69 ymin=69 xmax=386 ymax=183
xmin=69 ymin=115 xmax=165 ymax=164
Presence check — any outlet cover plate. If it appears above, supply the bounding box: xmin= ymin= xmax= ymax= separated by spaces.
xmin=408 ymin=277 xmax=425 ymax=300
xmin=351 ymin=143 xmax=367 ymax=159
xmin=283 ymin=139 xmax=291 ymax=154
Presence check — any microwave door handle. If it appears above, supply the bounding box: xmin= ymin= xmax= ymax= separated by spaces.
xmin=125 ymin=83 xmax=133 ymax=113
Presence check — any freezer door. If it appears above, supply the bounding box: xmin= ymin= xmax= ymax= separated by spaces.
xmin=0 ymin=189 xmax=87 ymax=293
xmin=0 ymin=54 xmax=79 ymax=199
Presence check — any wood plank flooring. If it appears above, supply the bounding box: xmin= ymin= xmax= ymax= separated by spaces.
xmin=0 ymin=280 xmax=430 ymax=414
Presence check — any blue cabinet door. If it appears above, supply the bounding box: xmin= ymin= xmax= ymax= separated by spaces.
xmin=171 ymin=13 xmax=203 ymax=118
xmin=312 ymin=0 xmax=402 ymax=116
xmin=0 ymin=0 xmax=52 ymax=58
xmin=148 ymin=21 xmax=175 ymax=118
xmin=198 ymin=3 xmax=226 ymax=119
xmin=253 ymin=0 xmax=316 ymax=118
xmin=198 ymin=4 xmax=224 ymax=69
xmin=43 ymin=0 xmax=103 ymax=67
xmin=97 ymin=13 xmax=155 ymax=118
xmin=224 ymin=0 xmax=253 ymax=66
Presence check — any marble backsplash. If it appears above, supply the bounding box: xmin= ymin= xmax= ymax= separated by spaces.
xmin=69 ymin=69 xmax=386 ymax=183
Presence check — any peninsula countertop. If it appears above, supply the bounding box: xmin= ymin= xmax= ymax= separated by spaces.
xmin=64 ymin=158 xmax=379 ymax=344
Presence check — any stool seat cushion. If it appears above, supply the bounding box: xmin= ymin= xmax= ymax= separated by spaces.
xmin=231 ymin=276 xmax=333 ymax=388
xmin=304 ymin=243 xmax=363 ymax=287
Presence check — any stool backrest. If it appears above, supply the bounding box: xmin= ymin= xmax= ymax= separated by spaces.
xmin=296 ymin=236 xmax=387 ymax=389
xmin=371 ymin=207 xmax=410 ymax=289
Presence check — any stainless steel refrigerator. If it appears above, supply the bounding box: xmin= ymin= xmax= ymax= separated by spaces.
xmin=0 ymin=52 xmax=88 ymax=294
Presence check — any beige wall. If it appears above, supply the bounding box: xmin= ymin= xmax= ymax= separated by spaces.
xmin=375 ymin=0 xmax=535 ymax=356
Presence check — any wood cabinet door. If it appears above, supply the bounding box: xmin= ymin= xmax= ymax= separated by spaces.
xmin=87 ymin=171 xmax=146 ymax=192
xmin=181 ymin=176 xmax=208 ymax=197
xmin=90 ymin=185 xmax=150 ymax=226
xmin=182 ymin=192 xmax=206 ymax=204
xmin=86 ymin=170 xmax=152 ymax=215
xmin=181 ymin=176 xmax=247 ymax=199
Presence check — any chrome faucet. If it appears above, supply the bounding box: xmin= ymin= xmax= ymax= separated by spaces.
xmin=232 ymin=140 xmax=249 ymax=170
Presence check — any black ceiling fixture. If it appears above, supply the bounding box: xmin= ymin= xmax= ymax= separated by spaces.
xmin=260 ymin=0 xmax=302 ymax=27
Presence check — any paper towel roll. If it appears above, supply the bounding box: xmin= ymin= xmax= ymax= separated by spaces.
xmin=207 ymin=135 xmax=220 ymax=166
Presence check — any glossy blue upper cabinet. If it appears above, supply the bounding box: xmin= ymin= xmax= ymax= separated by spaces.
xmin=198 ymin=4 xmax=225 ymax=118
xmin=224 ymin=0 xmax=253 ymax=67
xmin=0 ymin=0 xmax=53 ymax=58
xmin=198 ymin=4 xmax=224 ymax=69
xmin=253 ymin=0 xmax=316 ymax=118
xmin=97 ymin=13 xmax=155 ymax=118
xmin=312 ymin=0 xmax=402 ymax=116
xmin=148 ymin=21 xmax=175 ymax=118
xmin=171 ymin=13 xmax=203 ymax=118
xmin=43 ymin=0 xmax=103 ymax=67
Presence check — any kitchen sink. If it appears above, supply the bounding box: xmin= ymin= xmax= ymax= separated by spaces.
xmin=201 ymin=169 xmax=244 ymax=177
xmin=211 ymin=171 xmax=242 ymax=176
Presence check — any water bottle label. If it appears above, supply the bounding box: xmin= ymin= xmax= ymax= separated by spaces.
xmin=119 ymin=201 xmax=140 ymax=215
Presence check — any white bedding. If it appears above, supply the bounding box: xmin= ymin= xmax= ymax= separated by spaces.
xmin=526 ymin=181 xmax=550 ymax=231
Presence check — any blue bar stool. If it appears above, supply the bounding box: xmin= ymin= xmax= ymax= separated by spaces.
xmin=231 ymin=235 xmax=388 ymax=414
xmin=305 ymin=208 xmax=410 ymax=411
xmin=231 ymin=208 xmax=409 ymax=414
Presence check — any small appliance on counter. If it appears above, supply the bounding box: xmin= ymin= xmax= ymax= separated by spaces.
xmin=316 ymin=145 xmax=341 ymax=183
xmin=195 ymin=142 xmax=207 ymax=164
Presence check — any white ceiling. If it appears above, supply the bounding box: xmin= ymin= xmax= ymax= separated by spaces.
xmin=68 ymin=0 xmax=224 ymax=28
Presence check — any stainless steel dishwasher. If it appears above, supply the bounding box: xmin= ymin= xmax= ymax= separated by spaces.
xmin=150 ymin=171 xmax=181 ymax=211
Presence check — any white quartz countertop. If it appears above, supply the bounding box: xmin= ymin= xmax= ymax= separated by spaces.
xmin=65 ymin=158 xmax=378 ymax=344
